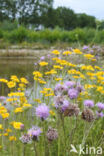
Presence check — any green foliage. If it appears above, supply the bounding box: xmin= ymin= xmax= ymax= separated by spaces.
xmin=6 ymin=26 xmax=29 ymax=43
xmin=0 ymin=1 xmax=96 ymax=30
xmin=77 ymin=14 xmax=96 ymax=28
xmin=1 ymin=26 xmax=104 ymax=44
xmin=0 ymin=20 xmax=18 ymax=31
xmin=0 ymin=29 xmax=3 ymax=38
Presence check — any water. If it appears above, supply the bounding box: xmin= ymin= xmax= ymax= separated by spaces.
xmin=0 ymin=58 xmax=36 ymax=79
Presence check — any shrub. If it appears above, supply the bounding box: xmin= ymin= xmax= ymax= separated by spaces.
xmin=7 ymin=26 xmax=28 ymax=43
xmin=0 ymin=29 xmax=3 ymax=38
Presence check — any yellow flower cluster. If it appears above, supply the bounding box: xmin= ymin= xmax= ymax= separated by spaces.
xmin=40 ymin=88 xmax=54 ymax=96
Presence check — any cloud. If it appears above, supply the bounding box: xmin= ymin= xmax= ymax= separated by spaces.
xmin=54 ymin=0 xmax=104 ymax=20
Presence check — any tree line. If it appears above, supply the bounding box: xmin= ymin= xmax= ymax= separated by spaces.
xmin=0 ymin=0 xmax=98 ymax=30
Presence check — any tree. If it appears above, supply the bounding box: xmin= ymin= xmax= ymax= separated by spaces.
xmin=42 ymin=7 xmax=78 ymax=30
xmin=56 ymin=7 xmax=77 ymax=30
xmin=77 ymin=13 xmax=96 ymax=28
xmin=0 ymin=0 xmax=53 ymax=25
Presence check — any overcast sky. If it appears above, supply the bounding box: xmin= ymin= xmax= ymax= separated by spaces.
xmin=54 ymin=0 xmax=104 ymax=20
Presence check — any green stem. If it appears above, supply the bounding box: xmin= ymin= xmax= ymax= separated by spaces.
xmin=34 ymin=142 xmax=38 ymax=156
xmin=23 ymin=144 xmax=25 ymax=156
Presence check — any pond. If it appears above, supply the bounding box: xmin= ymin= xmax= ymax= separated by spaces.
xmin=0 ymin=58 xmax=36 ymax=79
xmin=0 ymin=57 xmax=37 ymax=95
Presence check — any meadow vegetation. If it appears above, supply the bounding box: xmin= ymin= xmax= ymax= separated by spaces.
xmin=1 ymin=26 xmax=104 ymax=49
xmin=0 ymin=49 xmax=104 ymax=155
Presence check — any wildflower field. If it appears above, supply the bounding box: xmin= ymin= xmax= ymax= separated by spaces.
xmin=0 ymin=48 xmax=104 ymax=156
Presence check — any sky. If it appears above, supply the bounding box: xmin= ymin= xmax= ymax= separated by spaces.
xmin=54 ymin=0 xmax=104 ymax=20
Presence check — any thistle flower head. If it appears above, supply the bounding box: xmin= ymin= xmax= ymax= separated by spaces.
xmin=64 ymin=81 xmax=76 ymax=88
xmin=54 ymin=84 xmax=67 ymax=96
xmin=40 ymin=56 xmax=45 ymax=61
xmin=82 ymin=108 xmax=94 ymax=122
xmin=76 ymin=82 xmax=84 ymax=92
xmin=0 ymin=96 xmax=6 ymax=101
xmin=61 ymin=100 xmax=70 ymax=112
xmin=68 ymin=88 xmax=79 ymax=99
xmin=20 ymin=134 xmax=31 ymax=144
xmin=96 ymin=102 xmax=104 ymax=110
xmin=46 ymin=127 xmax=58 ymax=142
xmin=36 ymin=104 xmax=49 ymax=120
xmin=64 ymin=104 xmax=80 ymax=117
xmin=84 ymin=100 xmax=94 ymax=108
xmin=28 ymin=126 xmax=42 ymax=141
xmin=54 ymin=96 xmax=69 ymax=112
xmin=96 ymin=111 xmax=104 ymax=118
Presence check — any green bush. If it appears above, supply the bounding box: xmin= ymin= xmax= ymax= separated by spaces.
xmin=1 ymin=26 xmax=104 ymax=45
xmin=0 ymin=20 xmax=18 ymax=31
xmin=0 ymin=29 xmax=3 ymax=38
xmin=95 ymin=30 xmax=104 ymax=43
xmin=84 ymin=28 xmax=95 ymax=43
xmin=7 ymin=26 xmax=28 ymax=43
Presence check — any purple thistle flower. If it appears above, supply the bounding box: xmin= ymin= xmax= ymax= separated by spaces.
xmin=76 ymin=82 xmax=84 ymax=92
xmin=54 ymin=96 xmax=69 ymax=112
xmin=34 ymin=63 xmax=37 ymax=66
xmin=20 ymin=134 xmax=31 ymax=144
xmin=54 ymin=84 xmax=67 ymax=96
xmin=84 ymin=100 xmax=94 ymax=108
xmin=83 ymin=45 xmax=89 ymax=50
xmin=61 ymin=100 xmax=70 ymax=112
xmin=40 ymin=56 xmax=45 ymax=61
xmin=96 ymin=102 xmax=104 ymax=110
xmin=64 ymin=81 xmax=76 ymax=88
xmin=54 ymin=96 xmax=65 ymax=109
xmin=28 ymin=126 xmax=42 ymax=141
xmin=36 ymin=104 xmax=49 ymax=120
xmin=47 ymin=54 xmax=51 ymax=58
xmin=0 ymin=96 xmax=6 ymax=101
xmin=96 ymin=111 xmax=104 ymax=118
xmin=68 ymin=88 xmax=79 ymax=99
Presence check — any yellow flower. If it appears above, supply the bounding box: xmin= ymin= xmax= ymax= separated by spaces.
xmin=8 ymin=92 xmax=24 ymax=97
xmin=84 ymin=54 xmax=94 ymax=60
xmin=33 ymin=71 xmax=42 ymax=78
xmin=19 ymin=83 xmax=26 ymax=88
xmin=6 ymin=98 xmax=18 ymax=102
xmin=73 ymin=49 xmax=82 ymax=54
xmin=3 ymin=133 xmax=8 ymax=136
xmin=39 ymin=61 xmax=48 ymax=66
xmin=95 ymin=66 xmax=101 ymax=70
xmin=68 ymin=62 xmax=76 ymax=67
xmin=23 ymin=104 xmax=32 ymax=108
xmin=7 ymin=81 xmax=16 ymax=88
xmin=1 ymin=113 xmax=9 ymax=119
xmin=13 ymin=122 xmax=23 ymax=130
xmin=38 ymin=79 xmax=46 ymax=84
xmin=6 ymin=128 xmax=12 ymax=133
xmin=45 ymin=69 xmax=57 ymax=75
xmin=0 ymin=79 xmax=8 ymax=83
xmin=11 ymin=75 xmax=19 ymax=83
xmin=81 ymin=65 xmax=94 ymax=71
xmin=0 ymin=124 xmax=3 ymax=130
xmin=53 ymin=65 xmax=63 ymax=70
xmin=52 ymin=50 xmax=60 ymax=55
xmin=20 ymin=78 xmax=28 ymax=84
xmin=9 ymin=136 xmax=16 ymax=141
xmin=55 ymin=77 xmax=63 ymax=81
xmin=14 ymin=107 xmax=23 ymax=113
xmin=63 ymin=51 xmax=72 ymax=55
xmin=50 ymin=110 xmax=55 ymax=116
xmin=34 ymin=99 xmax=41 ymax=103
xmin=0 ymin=106 xmax=7 ymax=114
